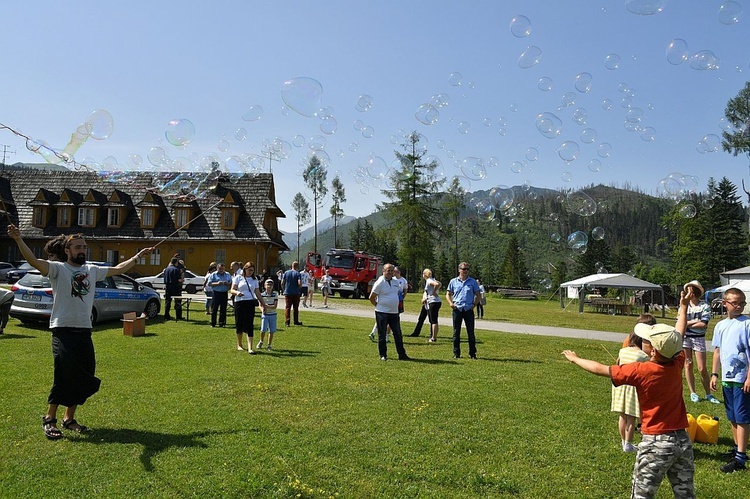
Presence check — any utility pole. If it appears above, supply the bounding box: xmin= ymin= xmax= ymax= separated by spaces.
xmin=1 ymin=145 xmax=16 ymax=171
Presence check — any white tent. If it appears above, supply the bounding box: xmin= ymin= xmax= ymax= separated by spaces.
xmin=559 ymin=273 xmax=665 ymax=316
xmin=707 ymin=279 xmax=750 ymax=297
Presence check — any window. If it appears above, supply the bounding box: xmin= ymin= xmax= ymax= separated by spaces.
xmin=175 ymin=209 xmax=189 ymax=228
xmin=57 ymin=207 xmax=71 ymax=227
xmin=106 ymin=249 xmax=119 ymax=266
xmin=141 ymin=208 xmax=154 ymax=228
xmin=215 ymin=249 xmax=226 ymax=266
xmin=221 ymin=210 xmax=235 ymax=229
xmin=135 ymin=248 xmax=147 ymax=266
xmin=32 ymin=207 xmax=47 ymax=227
xmin=149 ymin=248 xmax=161 ymax=267
xmin=78 ymin=207 xmax=96 ymax=227
xmin=107 ymin=208 xmax=120 ymax=227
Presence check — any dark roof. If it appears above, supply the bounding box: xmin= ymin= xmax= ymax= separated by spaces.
xmin=0 ymin=170 xmax=288 ymax=249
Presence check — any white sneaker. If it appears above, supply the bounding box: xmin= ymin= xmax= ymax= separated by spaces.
xmin=257 ymin=341 xmax=263 ymax=349
xmin=623 ymin=442 xmax=638 ymax=453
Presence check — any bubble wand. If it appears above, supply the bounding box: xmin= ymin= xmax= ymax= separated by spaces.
xmin=151 ymin=197 xmax=225 ymax=250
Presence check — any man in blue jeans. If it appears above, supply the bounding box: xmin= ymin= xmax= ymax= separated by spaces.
xmin=446 ymin=262 xmax=481 ymax=360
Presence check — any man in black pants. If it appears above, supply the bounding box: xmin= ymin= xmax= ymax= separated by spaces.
xmin=163 ymin=257 xmax=184 ymax=320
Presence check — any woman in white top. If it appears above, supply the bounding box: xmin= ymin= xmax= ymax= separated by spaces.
xmin=423 ymin=269 xmax=442 ymax=343
xmin=230 ymin=263 xmax=265 ymax=353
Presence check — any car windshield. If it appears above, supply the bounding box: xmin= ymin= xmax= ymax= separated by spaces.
xmin=18 ymin=272 xmax=50 ymax=288
xmin=325 ymin=255 xmax=355 ymax=269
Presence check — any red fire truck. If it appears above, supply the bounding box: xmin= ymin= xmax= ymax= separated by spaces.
xmin=305 ymin=249 xmax=381 ymax=299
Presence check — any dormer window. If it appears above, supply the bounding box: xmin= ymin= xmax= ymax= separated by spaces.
xmin=32 ymin=207 xmax=48 ymax=228
xmin=57 ymin=207 xmax=72 ymax=227
xmin=221 ymin=207 xmax=239 ymax=230
xmin=78 ymin=207 xmax=96 ymax=227
xmin=175 ymin=208 xmax=190 ymax=228
xmin=107 ymin=208 xmax=121 ymax=227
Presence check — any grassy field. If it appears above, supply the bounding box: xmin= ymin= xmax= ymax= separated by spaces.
xmin=0 ymin=294 xmax=739 ymax=498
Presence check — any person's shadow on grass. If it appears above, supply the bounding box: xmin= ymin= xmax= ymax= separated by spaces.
xmin=76 ymin=427 xmax=220 ymax=471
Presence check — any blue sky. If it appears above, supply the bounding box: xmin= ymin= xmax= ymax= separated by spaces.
xmin=1 ymin=1 xmax=748 ymax=234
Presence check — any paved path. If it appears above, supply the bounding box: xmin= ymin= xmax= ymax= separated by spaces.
xmin=301 ymin=303 xmax=626 ymax=343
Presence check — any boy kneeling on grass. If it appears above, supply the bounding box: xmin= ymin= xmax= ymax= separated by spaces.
xmin=562 ymin=289 xmax=694 ymax=499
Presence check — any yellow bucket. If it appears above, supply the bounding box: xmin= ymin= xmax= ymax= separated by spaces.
xmin=685 ymin=414 xmax=697 ymax=442
xmin=695 ymin=414 xmax=719 ymax=444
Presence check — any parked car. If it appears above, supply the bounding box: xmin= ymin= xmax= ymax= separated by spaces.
xmin=6 ymin=262 xmax=35 ymax=284
xmin=9 ymin=270 xmax=161 ymax=325
xmin=136 ymin=269 xmax=205 ymax=294
xmin=0 ymin=262 xmax=16 ymax=282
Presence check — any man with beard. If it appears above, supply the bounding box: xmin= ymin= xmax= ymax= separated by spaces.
xmin=7 ymin=225 xmax=153 ymax=440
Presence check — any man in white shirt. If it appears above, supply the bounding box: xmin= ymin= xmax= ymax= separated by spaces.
xmin=369 ymin=263 xmax=410 ymax=361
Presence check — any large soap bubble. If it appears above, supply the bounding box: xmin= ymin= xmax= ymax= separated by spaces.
xmin=558 ymin=141 xmax=580 ymax=164
xmin=690 ymin=50 xmax=720 ymax=71
xmin=165 ymin=119 xmax=195 ymax=146
xmin=567 ymin=231 xmax=589 ymax=250
xmin=281 ymin=77 xmax=323 ymax=117
xmin=489 ymin=185 xmax=515 ymax=213
xmin=574 ymin=73 xmax=592 ymax=93
xmin=565 ymin=190 xmax=597 ymax=216
xmin=509 ymin=15 xmax=532 ymax=37
xmin=536 ymin=112 xmax=563 ymax=139
xmin=666 ymin=39 xmax=689 ymax=65
xmin=718 ymin=1 xmax=742 ymax=25
xmin=415 ymin=103 xmax=439 ymax=125
xmin=518 ymin=46 xmax=542 ymax=69
xmin=84 ymin=109 xmax=114 ymax=140
xmin=625 ymin=0 xmax=666 ymax=15
xmin=460 ymin=157 xmax=486 ymax=181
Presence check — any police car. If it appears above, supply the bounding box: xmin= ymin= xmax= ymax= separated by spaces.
xmin=9 ymin=269 xmax=161 ymax=325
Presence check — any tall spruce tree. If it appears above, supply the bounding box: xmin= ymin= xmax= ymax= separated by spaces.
xmin=329 ymin=175 xmax=346 ymax=247
xmin=380 ymin=132 xmax=444 ymax=286
xmin=499 ymin=234 xmax=530 ymax=287
xmin=302 ymin=154 xmax=328 ymax=255
xmin=291 ymin=193 xmax=311 ymax=263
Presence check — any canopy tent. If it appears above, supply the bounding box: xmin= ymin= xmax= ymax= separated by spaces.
xmin=706 ymin=279 xmax=750 ymax=297
xmin=559 ymin=273 xmax=665 ymax=316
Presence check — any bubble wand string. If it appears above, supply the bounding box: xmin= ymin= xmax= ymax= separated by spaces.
xmin=151 ymin=197 xmax=225 ymax=249
xmin=599 ymin=343 xmax=617 ymax=362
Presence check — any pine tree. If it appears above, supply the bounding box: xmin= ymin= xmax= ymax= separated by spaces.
xmin=499 ymin=234 xmax=530 ymax=287
xmin=380 ymin=132 xmax=445 ymax=286
xmin=291 ymin=192 xmax=311 ymax=263
xmin=329 ymin=175 xmax=346 ymax=248
xmin=302 ymin=154 xmax=328 ymax=254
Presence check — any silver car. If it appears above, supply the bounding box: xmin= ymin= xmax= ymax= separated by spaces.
xmin=10 ymin=270 xmax=161 ymax=325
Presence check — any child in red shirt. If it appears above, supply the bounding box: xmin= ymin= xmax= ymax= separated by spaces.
xmin=562 ymin=290 xmax=694 ymax=499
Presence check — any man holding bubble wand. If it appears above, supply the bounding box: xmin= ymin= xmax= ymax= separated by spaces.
xmin=7 ymin=223 xmax=153 ymax=440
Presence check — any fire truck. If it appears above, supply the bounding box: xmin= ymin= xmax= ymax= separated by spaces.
xmin=305 ymin=249 xmax=381 ymax=299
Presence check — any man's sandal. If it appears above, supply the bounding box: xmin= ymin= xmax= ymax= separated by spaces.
xmin=42 ymin=417 xmax=63 ymax=440
xmin=61 ymin=418 xmax=90 ymax=434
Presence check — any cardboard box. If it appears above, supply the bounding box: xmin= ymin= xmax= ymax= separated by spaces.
xmin=122 ymin=312 xmax=146 ymax=337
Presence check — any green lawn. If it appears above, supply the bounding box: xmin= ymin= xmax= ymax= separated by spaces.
xmin=0 ymin=298 xmax=737 ymax=498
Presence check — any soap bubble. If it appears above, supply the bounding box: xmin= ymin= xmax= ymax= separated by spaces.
xmin=602 ymin=99 xmax=614 ymax=111
xmin=242 ymin=105 xmax=264 ymax=121
xmin=148 ymin=146 xmax=169 ymax=167
xmin=430 ymin=93 xmax=450 ymax=108
xmin=448 ymin=72 xmax=463 ymax=86
xmin=84 ymin=109 xmax=114 ymax=140
xmin=561 ymin=172 xmax=573 ymax=182
xmin=536 ymin=112 xmax=563 ymax=139
xmin=476 ymin=199 xmax=496 ymax=221
xmin=666 ymin=39 xmax=689 ymax=65
xmin=511 ymin=161 xmax=525 ymax=174
xmin=355 ymin=94 xmax=373 ymax=112
xmin=696 ymin=134 xmax=721 ymax=153
xmin=690 ymin=50 xmax=720 ymax=71
xmin=415 ymin=103 xmax=439 ymax=125
xmin=567 ymin=231 xmax=589 ymax=250
xmin=460 ymin=157 xmax=486 ymax=181
xmin=235 ymin=128 xmax=247 ymax=141
xmin=565 ymin=190 xmax=597 ymax=217
xmin=640 ymin=127 xmax=656 ymax=142
xmin=510 ymin=15 xmax=532 ymax=37
xmin=581 ymin=128 xmax=598 ymax=143
xmin=718 ymin=1 xmax=742 ymax=25
xmin=280 ymin=77 xmax=323 ymax=117
xmin=587 ymin=159 xmax=602 ymax=172
xmin=518 ymin=45 xmax=542 ymax=69
xmin=308 ymin=135 xmax=326 ymax=151
xmin=574 ymin=72 xmax=592 ymax=93
xmin=457 ymin=121 xmax=471 ymax=134
xmin=625 ymin=0 xmax=666 ymax=15
xmin=702 ymin=197 xmax=715 ymax=209
xmin=319 ymin=116 xmax=338 ymax=135
xmin=538 ymin=76 xmax=553 ymax=91
xmin=558 ymin=141 xmax=580 ymax=164
xmin=525 ymin=147 xmax=539 ymax=161
xmin=362 ymin=126 xmax=374 ymax=138
xmin=366 ymin=156 xmax=388 ymax=180
xmin=292 ymin=135 xmax=305 ymax=147
xmin=572 ymin=108 xmax=588 ymax=125
xmin=679 ymin=203 xmax=697 ymax=218
xmin=592 ymin=226 xmax=605 ymax=240
xmin=165 ymin=119 xmax=195 ymax=146
xmin=489 ymin=185 xmax=515 ymax=213
xmin=604 ymin=54 xmax=621 ymax=70
xmin=550 ymin=232 xmax=561 ymax=243
xmin=597 ymin=142 xmax=612 ymax=158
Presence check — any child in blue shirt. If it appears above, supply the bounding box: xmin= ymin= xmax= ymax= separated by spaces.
xmin=257 ymin=279 xmax=279 ymax=351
